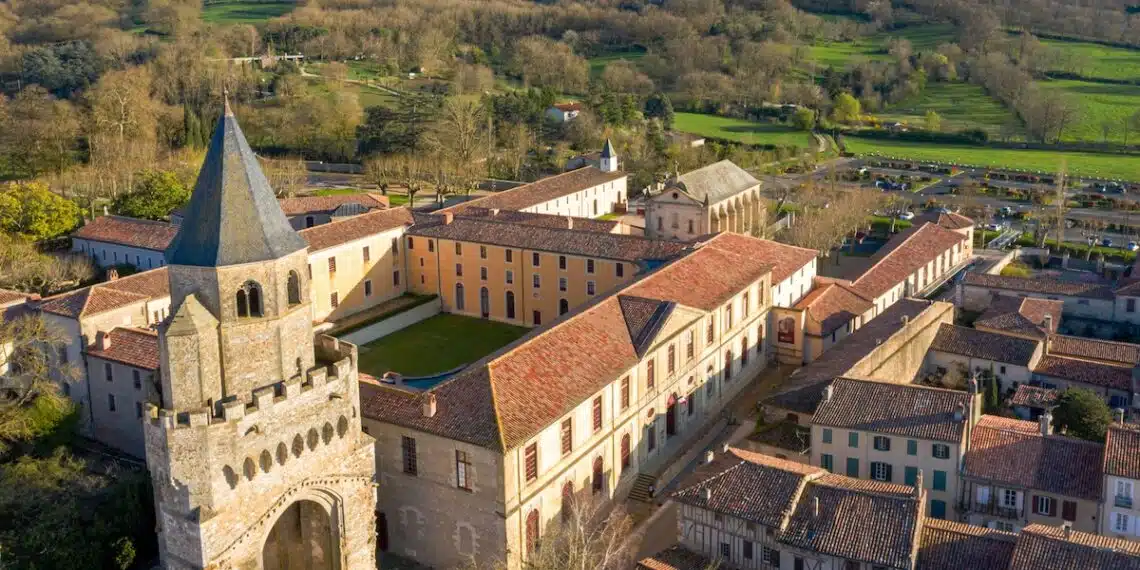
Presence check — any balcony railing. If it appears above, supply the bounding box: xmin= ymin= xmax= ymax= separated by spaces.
xmin=961 ymin=500 xmax=1020 ymax=520
xmin=1116 ymin=495 xmax=1134 ymax=509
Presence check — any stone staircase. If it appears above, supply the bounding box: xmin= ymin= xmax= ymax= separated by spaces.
xmin=628 ymin=473 xmax=657 ymax=503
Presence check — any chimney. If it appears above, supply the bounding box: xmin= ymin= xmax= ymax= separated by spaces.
xmin=442 ymin=212 xmax=454 ymax=225
xmin=967 ymin=375 xmax=979 ymax=395
xmin=96 ymin=330 xmax=112 ymax=350
xmin=702 ymin=487 xmax=712 ymax=501
xmin=913 ymin=469 xmax=924 ymax=498
xmin=1043 ymin=314 xmax=1053 ymax=332
xmin=566 ymin=216 xmax=574 ymax=230
xmin=1044 ymin=334 xmax=1052 ymax=355
xmin=705 ymin=450 xmax=715 ymax=464
xmin=901 ymin=315 xmax=910 ymax=326
xmin=1063 ymin=521 xmax=1072 ymax=540
xmin=1040 ymin=410 xmax=1053 ymax=436
xmin=490 ymin=208 xmax=500 ymax=217
xmin=822 ymin=384 xmax=834 ymax=402
xmin=953 ymin=402 xmax=965 ymax=422
xmin=105 ymin=268 xmax=119 ymax=282
xmin=422 ymin=393 xmax=437 ymax=418
xmin=1115 ymin=408 xmax=1126 ymax=425
xmin=721 ymin=442 xmax=730 ymax=453
xmin=812 ymin=496 xmax=820 ymax=518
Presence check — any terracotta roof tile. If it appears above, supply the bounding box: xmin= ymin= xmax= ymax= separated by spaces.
xmin=1048 ymin=335 xmax=1140 ymax=366
xmin=811 ymin=377 xmax=973 ymax=443
xmin=928 ymin=323 xmax=1039 ymax=366
xmin=622 ymin=233 xmax=773 ymax=311
xmin=72 ymin=215 xmax=179 ymax=251
xmin=738 ymin=238 xmax=816 ymax=285
xmin=277 ymin=193 xmax=387 ymax=216
xmin=975 ymin=296 xmax=1062 ymax=339
xmin=1008 ymin=524 xmax=1140 ymax=570
xmin=964 ymin=415 xmax=1103 ymax=500
xmin=917 ymin=518 xmax=1016 ymax=570
xmin=1105 ymin=425 xmax=1140 ymax=480
xmin=0 ymin=288 xmax=30 ymax=306
xmin=299 ymin=208 xmax=414 ymax=252
xmin=636 ymin=546 xmax=712 ymax=570
xmin=448 ymin=207 xmax=621 ymax=233
xmin=962 ymin=273 xmax=1116 ymax=300
xmin=438 ymin=167 xmax=625 ymax=215
xmin=85 ymin=328 xmax=160 ymax=370
xmin=1008 ymin=385 xmax=1059 ymax=409
xmin=552 ymin=102 xmax=582 ymax=112
xmin=853 ymin=222 xmax=967 ymax=299
xmin=40 ymin=268 xmax=169 ymax=319
xmin=795 ymin=282 xmax=873 ymax=335
xmin=914 ymin=211 xmax=975 ymax=230
xmin=408 ymin=216 xmax=688 ymax=264
xmin=1031 ymin=355 xmax=1132 ymax=391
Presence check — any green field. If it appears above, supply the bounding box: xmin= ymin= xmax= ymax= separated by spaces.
xmin=1038 ymin=37 xmax=1140 ymax=82
xmin=878 ymin=82 xmax=1019 ymax=135
xmin=356 ymin=314 xmax=528 ymax=376
xmin=806 ymin=24 xmax=956 ymax=69
xmin=587 ymin=48 xmax=648 ymax=76
xmin=1039 ymin=79 xmax=1139 ymax=143
xmin=201 ymin=1 xmax=295 ymax=24
xmin=845 ymin=136 xmax=1140 ymax=180
xmin=674 ymin=113 xmax=814 ymax=148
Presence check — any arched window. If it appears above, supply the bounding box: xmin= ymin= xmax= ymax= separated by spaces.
xmin=287 ymin=271 xmax=302 ymax=306
xmin=741 ymin=335 xmax=749 ymax=367
xmin=236 ymin=281 xmax=263 ymax=318
xmin=592 ymin=456 xmax=604 ymax=494
xmin=724 ymin=349 xmax=734 ymax=380
xmin=526 ymin=509 xmax=540 ymax=556
xmin=455 ymin=283 xmax=465 ymax=311
xmin=562 ymin=481 xmax=574 ymax=522
xmin=620 ymin=433 xmax=631 ymax=472
xmin=506 ymin=291 xmax=516 ymax=320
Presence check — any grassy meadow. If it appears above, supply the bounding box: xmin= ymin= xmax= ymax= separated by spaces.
xmin=1039 ymin=79 xmax=1140 ymax=143
xmin=878 ymin=82 xmax=1019 ymax=135
xmin=201 ymin=1 xmax=296 ymax=24
xmin=1037 ymin=37 xmax=1140 ymax=82
xmin=673 ymin=112 xmax=814 ymax=148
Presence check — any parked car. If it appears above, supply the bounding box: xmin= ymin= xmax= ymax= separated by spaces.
xmin=1127 ymin=242 xmax=1139 ymax=252
xmin=898 ymin=211 xmax=915 ymax=221
xmin=985 ymin=223 xmax=1002 ymax=232
xmin=1102 ymin=238 xmax=1114 ymax=247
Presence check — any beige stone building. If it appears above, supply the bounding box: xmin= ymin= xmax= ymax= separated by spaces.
xmin=141 ymin=104 xmax=376 ymax=570
xmin=644 ymin=160 xmax=765 ymax=240
xmin=810 ymin=377 xmax=981 ymax=520
xmin=789 ymin=280 xmax=875 ymax=363
xmin=1102 ymin=425 xmax=1140 ymax=539
xmin=851 ymin=221 xmax=971 ymax=316
xmin=71 ymin=215 xmax=178 ymax=270
xmin=961 ymin=415 xmax=1103 ymax=534
xmin=360 ymin=232 xmax=777 ymax=569
xmin=84 ymin=327 xmax=161 ymax=458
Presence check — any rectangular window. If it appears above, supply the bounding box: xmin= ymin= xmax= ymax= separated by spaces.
xmin=871 ymin=462 xmax=892 ymax=482
xmin=364 ymin=280 xmax=373 ymax=297
xmin=480 ymin=267 xmax=487 ymax=281
xmin=308 ymin=264 xmax=313 ymax=279
xmin=393 ymin=271 xmax=400 ymax=286
xmin=794 ymin=556 xmax=804 ymax=570
xmin=391 ymin=237 xmax=398 ymax=257
xmin=719 ymin=543 xmax=730 ymax=558
xmin=455 ymin=242 xmax=462 ymax=255
xmin=533 ymin=252 xmax=540 ymax=266
xmin=57 ymin=345 xmax=68 ymax=364
xmin=506 ymin=249 xmax=513 ymax=262
xmin=907 ymin=440 xmax=918 ymax=456
xmin=1034 ymin=495 xmax=1055 ymax=517
xmin=105 ymin=363 xmax=113 ymax=382
xmin=821 ymin=454 xmax=833 ymax=472
xmin=873 ymin=436 xmax=891 ymax=451
xmin=560 ymin=418 xmax=573 ymax=456
xmin=559 ymin=255 xmax=567 ymax=270
xmin=330 ymin=292 xmax=339 ymax=308
xmin=533 ymin=274 xmax=541 ymax=288
xmin=586 ymin=259 xmax=595 ymax=274
xmin=407 ymin=237 xmax=415 ymax=249
xmin=932 ymin=443 xmax=950 ymax=459
xmin=1002 ymin=489 xmax=1018 ymax=508
xmin=686 ymin=331 xmax=694 ymax=360
xmin=559 ymin=277 xmax=567 ymax=292
xmin=402 ymin=436 xmax=418 ymax=475
xmin=762 ymin=547 xmax=780 ymax=567
xmin=456 ymin=451 xmax=471 ymax=490
xmin=846 ymin=458 xmax=859 ymax=477
xmin=1062 ymin=500 xmax=1077 ymax=522
xmin=848 ymin=432 xmax=859 ymax=448
xmin=587 ymin=281 xmax=595 ymax=296
xmin=506 ymin=270 xmax=514 ymax=284
xmin=456 ymin=263 xmax=463 ymax=277
xmin=743 ymin=541 xmax=753 ymax=560
xmin=480 ymin=245 xmax=487 ymax=259
xmin=646 ymin=359 xmax=655 ymax=389
xmin=428 ymin=240 xmax=435 ymax=253
xmin=932 ymin=470 xmax=947 ymax=491
xmin=706 ymin=319 xmax=715 ymax=343
xmin=363 ymin=246 xmax=370 ymax=262
xmin=905 ymin=466 xmax=918 ymax=486
xmin=135 ymin=401 xmax=143 ymax=418
xmin=592 ymin=396 xmax=602 ymax=432
xmin=620 ymin=377 xmax=630 ymax=410
xmin=108 ymin=394 xmax=116 ymax=412
xmin=533 ymin=310 xmax=541 ymax=325
xmin=822 ymin=428 xmax=832 ymax=444
xmin=133 ymin=370 xmax=141 ymax=390
xmin=616 ymin=263 xmax=624 ymax=278
xmin=525 ymin=443 xmax=538 ymax=482
xmin=328 ymin=257 xmax=337 ymax=274
xmin=1115 ymin=512 xmax=1131 ymax=533
xmin=930 ymin=499 xmax=947 ymax=519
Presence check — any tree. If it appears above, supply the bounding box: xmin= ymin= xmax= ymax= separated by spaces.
xmin=644 ymin=93 xmax=675 ymax=131
xmin=511 ymin=36 xmax=589 ymax=94
xmin=0 ymin=182 xmax=81 ymax=241
xmin=831 ymin=92 xmax=861 ymax=124
xmin=260 ymin=157 xmax=308 ymax=198
xmin=0 ymin=234 xmax=95 ymax=296
xmin=791 ymin=107 xmax=816 ymax=131
xmin=1052 ymin=388 xmax=1113 ymax=442
xmin=500 ymin=497 xmax=640 ymax=570
xmin=924 ymin=110 xmax=942 ymax=132
xmin=110 ymin=170 xmax=190 ymax=220
xmin=1 ymin=86 xmax=81 ymax=177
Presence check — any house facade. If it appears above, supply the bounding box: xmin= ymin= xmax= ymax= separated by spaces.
xmin=644 ymin=160 xmax=765 ymax=241
xmin=71 ymin=215 xmax=178 ymax=270
xmin=439 ymin=159 xmax=626 ymax=220
xmin=1103 ymin=425 xmax=1140 ymax=540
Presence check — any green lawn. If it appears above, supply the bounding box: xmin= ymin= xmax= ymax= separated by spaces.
xmin=1039 ymin=79 xmax=1140 ymax=143
xmin=201 ymin=1 xmax=295 ymax=24
xmin=845 ymin=136 xmax=1140 ymax=180
xmin=1037 ymin=37 xmax=1140 ymax=82
xmin=356 ymin=314 xmax=529 ymax=376
xmin=674 ymin=113 xmax=814 ymax=148
xmin=877 ymin=82 xmax=1019 ymax=136
xmin=806 ymin=24 xmax=956 ymax=70
xmin=587 ymin=48 xmax=648 ymax=76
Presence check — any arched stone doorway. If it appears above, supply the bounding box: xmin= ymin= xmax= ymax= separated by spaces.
xmin=262 ymin=500 xmax=340 ymax=570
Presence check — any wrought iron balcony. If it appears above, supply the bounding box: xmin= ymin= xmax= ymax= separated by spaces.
xmin=1116 ymin=495 xmax=1133 ymax=509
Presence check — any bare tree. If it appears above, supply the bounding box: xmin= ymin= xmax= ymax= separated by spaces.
xmin=261 ymin=156 xmax=308 ymax=198
xmin=1 ymin=313 xmax=78 ymax=452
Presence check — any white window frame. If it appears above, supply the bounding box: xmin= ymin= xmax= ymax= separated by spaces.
xmin=1114 ymin=512 xmax=1130 ymax=533
xmin=1002 ymin=489 xmax=1018 ymax=508
xmin=871 ymin=462 xmax=890 ymax=481
xmin=873 ymin=436 xmax=890 ymax=451
xmin=1036 ymin=495 xmax=1053 ymax=516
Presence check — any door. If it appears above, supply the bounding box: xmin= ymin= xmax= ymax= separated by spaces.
xmin=377 ymin=512 xmax=389 ymax=552
xmin=480 ymin=287 xmax=490 ymax=318
xmin=666 ymin=398 xmax=677 ymax=438
xmin=506 ymin=291 xmax=516 ymax=320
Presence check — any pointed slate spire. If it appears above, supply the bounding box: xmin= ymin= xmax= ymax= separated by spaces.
xmin=166 ymin=99 xmax=307 ymax=267
xmin=601 ymin=138 xmax=616 ymax=159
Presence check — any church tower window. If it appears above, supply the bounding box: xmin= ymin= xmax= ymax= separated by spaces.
xmin=236 ymin=281 xmax=264 ymax=318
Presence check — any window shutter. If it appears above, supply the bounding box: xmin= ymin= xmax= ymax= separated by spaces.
xmin=1031 ymin=495 xmax=1041 ymax=515
xmin=1062 ymin=501 xmax=1076 ymax=521
xmin=977 ymin=486 xmax=991 ymax=504
xmin=885 ymin=464 xmax=893 ymax=482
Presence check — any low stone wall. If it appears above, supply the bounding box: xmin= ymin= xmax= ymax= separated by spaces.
xmin=338 ymin=298 xmax=442 ymax=345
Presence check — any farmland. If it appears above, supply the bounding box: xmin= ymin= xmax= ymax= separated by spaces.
xmin=1036 ymin=37 xmax=1140 ymax=82
xmin=805 ymin=23 xmax=956 ymax=69
xmin=1039 ymin=79 xmax=1139 ymax=143
xmin=587 ymin=48 xmax=648 ymax=76
xmin=877 ymin=82 xmax=1018 ymax=136
xmin=673 ymin=112 xmax=814 ymax=149
xmin=201 ymin=1 xmax=296 ymax=24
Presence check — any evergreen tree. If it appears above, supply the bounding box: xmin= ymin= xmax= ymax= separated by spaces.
xmin=1053 ymin=388 xmax=1113 ymax=442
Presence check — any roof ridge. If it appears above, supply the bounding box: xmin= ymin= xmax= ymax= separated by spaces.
xmin=853 ymin=223 xmax=940 ymax=285
xmin=426 ymin=214 xmax=673 ymax=245
xmin=102 ymin=214 xmax=176 ymax=226
xmin=833 ymin=375 xmax=973 ymax=396
xmin=298 ymin=206 xmax=411 ymax=236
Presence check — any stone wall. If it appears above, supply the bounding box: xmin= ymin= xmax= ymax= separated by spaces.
xmin=338 ymin=297 xmax=442 ymax=345
xmin=847 ymin=301 xmax=955 ymax=385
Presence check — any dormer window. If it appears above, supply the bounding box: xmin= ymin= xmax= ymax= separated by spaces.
xmin=236 ymin=281 xmax=263 ymax=317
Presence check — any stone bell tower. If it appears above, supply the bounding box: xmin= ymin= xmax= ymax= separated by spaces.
xmin=143 ymin=100 xmax=377 ymax=570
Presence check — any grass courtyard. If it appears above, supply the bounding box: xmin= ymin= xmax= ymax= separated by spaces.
xmin=355 ymin=314 xmax=529 ymax=377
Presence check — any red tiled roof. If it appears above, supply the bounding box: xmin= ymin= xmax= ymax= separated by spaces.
xmin=437 ymin=167 xmax=625 ymax=215
xmin=637 ymin=546 xmax=712 ymax=570
xmin=962 ymin=273 xmax=1116 ymax=300
xmin=85 ymin=328 xmax=160 ymax=370
xmin=918 ymin=519 xmax=1016 ymax=570
xmin=449 ymin=207 xmax=621 ymax=233
xmin=1105 ymin=425 xmax=1140 ymax=481
xmin=929 ymin=323 xmax=1040 ymax=366
xmin=964 ymin=415 xmax=1103 ymax=500
xmin=795 ymin=282 xmax=872 ymax=335
xmin=623 ymin=233 xmax=773 ymax=311
xmin=915 ymin=211 xmax=975 ymax=230
xmin=1047 ymin=335 xmax=1140 ymax=366
xmin=975 ymin=296 xmax=1062 ymax=339
xmin=811 ymin=377 xmax=973 ymax=443
xmin=552 ymin=102 xmax=582 ymax=112
xmin=277 ymin=193 xmax=387 ymax=216
xmin=853 ymin=222 xmax=967 ymax=299
xmin=299 ymin=208 xmax=414 ymax=252
xmin=1008 ymin=524 xmax=1140 ymax=570
xmin=72 ymin=215 xmax=179 ymax=251
xmin=1008 ymin=385 xmax=1059 ymax=409
xmin=1031 ymin=355 xmax=1132 ymax=391
xmin=0 ymin=288 xmax=30 ymax=306
xmin=730 ymin=237 xmax=816 ymax=285
xmin=40 ymin=268 xmax=169 ymax=319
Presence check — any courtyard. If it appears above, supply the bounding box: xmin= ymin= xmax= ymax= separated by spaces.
xmin=356 ymin=314 xmax=529 ymax=378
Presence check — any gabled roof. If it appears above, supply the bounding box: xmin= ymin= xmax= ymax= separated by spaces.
xmin=1105 ymin=425 xmax=1140 ymax=481
xmin=617 ymin=295 xmax=673 ymax=356
xmin=636 ymin=546 xmax=712 ymax=570
xmin=1008 ymin=524 xmax=1140 ymax=570
xmin=277 ymin=193 xmax=387 ymax=216
xmin=913 ymin=211 xmax=975 ymax=231
xmin=84 ymin=328 xmax=160 ymax=370
xmin=811 ymin=377 xmax=973 ymax=443
xmin=852 ymin=222 xmax=967 ymax=299
xmin=724 ymin=236 xmax=815 ymax=285
xmin=299 ymin=208 xmax=414 ymax=252
xmin=72 ymin=215 xmax=179 ymax=251
xmin=962 ymin=272 xmax=1116 ymax=300
xmin=436 ymin=166 xmax=625 ymax=216
xmin=974 ymin=296 xmax=1062 ymax=339
xmin=1031 ymin=355 xmax=1132 ymax=391
xmin=795 ymin=282 xmax=873 ymax=335
xmin=918 ymin=519 xmax=1016 ymax=570
xmin=1008 ymin=385 xmax=1059 ymax=409
xmin=40 ymin=268 xmax=170 ymax=319
xmin=667 ymin=160 xmax=759 ymax=205
xmin=964 ymin=415 xmax=1103 ymax=501
xmin=0 ymin=288 xmax=31 ymax=307
xmin=444 ymin=207 xmax=620 ymax=233
xmin=928 ymin=323 xmax=1040 ymax=366
xmin=1048 ymin=334 xmax=1140 ymax=366
xmin=360 ymin=232 xmax=776 ymax=451
xmin=166 ymin=105 xmax=307 ymax=267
